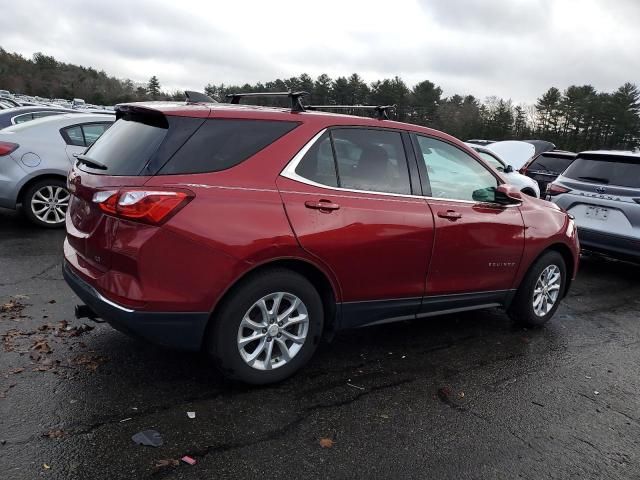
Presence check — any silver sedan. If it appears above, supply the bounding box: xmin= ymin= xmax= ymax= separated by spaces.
xmin=0 ymin=113 xmax=114 ymax=227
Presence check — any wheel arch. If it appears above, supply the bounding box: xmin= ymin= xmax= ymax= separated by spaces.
xmin=541 ymin=243 xmax=575 ymax=297
xmin=203 ymin=257 xmax=339 ymax=349
xmin=17 ymin=173 xmax=68 ymax=204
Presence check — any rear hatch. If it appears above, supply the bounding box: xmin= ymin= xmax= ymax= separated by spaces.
xmin=523 ymin=151 xmax=576 ymax=193
xmin=66 ymin=105 xmax=207 ymax=274
xmin=555 ymin=153 xmax=640 ymax=238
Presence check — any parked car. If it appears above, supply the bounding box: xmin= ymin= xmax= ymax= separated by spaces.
xmin=548 ymin=150 xmax=639 ymax=261
xmin=63 ymin=99 xmax=579 ymax=384
xmin=520 ymin=150 xmax=577 ymax=193
xmin=484 ymin=140 xmax=554 ymax=171
xmin=0 ymin=106 xmax=79 ymax=129
xmin=466 ymin=143 xmax=540 ymax=197
xmin=0 ymin=113 xmax=113 ymax=227
xmin=0 ymin=97 xmax=21 ymax=108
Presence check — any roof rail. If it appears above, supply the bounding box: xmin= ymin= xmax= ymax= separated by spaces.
xmin=305 ymin=104 xmax=396 ymax=120
xmin=184 ymin=91 xmax=217 ymax=103
xmin=226 ymin=91 xmax=309 ymax=112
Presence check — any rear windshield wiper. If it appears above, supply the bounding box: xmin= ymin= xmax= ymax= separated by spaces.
xmin=577 ymin=176 xmax=609 ymax=184
xmin=76 ymin=154 xmax=108 ymax=171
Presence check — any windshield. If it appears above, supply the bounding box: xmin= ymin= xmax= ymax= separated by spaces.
xmin=477 ymin=151 xmax=505 ymax=171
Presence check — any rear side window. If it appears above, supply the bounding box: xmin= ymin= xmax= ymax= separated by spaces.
xmin=61 ymin=123 xmax=111 ymax=147
xmin=158 ymin=119 xmax=298 ymax=175
xmin=80 ymin=114 xmax=169 ymax=175
xmin=13 ymin=113 xmax=33 ymax=124
xmin=63 ymin=125 xmax=85 ymax=146
xmin=528 ymin=154 xmax=575 ymax=173
xmin=294 ymin=128 xmax=412 ymax=195
xmin=331 ymin=129 xmax=411 ymax=195
xmin=294 ymin=132 xmax=338 ymax=187
xmin=563 ymin=156 xmax=640 ymax=188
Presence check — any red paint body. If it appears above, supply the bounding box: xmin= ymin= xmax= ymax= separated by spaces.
xmin=64 ymin=102 xmax=579 ymax=340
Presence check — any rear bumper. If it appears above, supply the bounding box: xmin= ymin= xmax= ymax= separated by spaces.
xmin=578 ymin=228 xmax=640 ymax=260
xmin=63 ymin=261 xmax=210 ymax=351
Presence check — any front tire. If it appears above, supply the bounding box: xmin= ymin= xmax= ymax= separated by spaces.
xmin=508 ymin=251 xmax=566 ymax=327
xmin=22 ymin=178 xmax=69 ymax=228
xmin=207 ymin=269 xmax=324 ymax=385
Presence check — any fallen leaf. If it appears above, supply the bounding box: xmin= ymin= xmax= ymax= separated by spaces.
xmin=7 ymin=367 xmax=24 ymax=375
xmin=154 ymin=459 xmax=179 ymax=471
xmin=319 ymin=437 xmax=335 ymax=448
xmin=43 ymin=429 xmax=65 ymax=439
xmin=71 ymin=353 xmax=108 ymax=371
xmin=31 ymin=339 xmax=52 ymax=354
xmin=43 ymin=464 xmax=51 ymax=470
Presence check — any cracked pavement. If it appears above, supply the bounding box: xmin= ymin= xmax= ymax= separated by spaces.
xmin=1 ymin=207 xmax=640 ymax=479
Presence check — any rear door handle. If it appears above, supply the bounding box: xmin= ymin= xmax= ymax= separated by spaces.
xmin=437 ymin=209 xmax=462 ymax=220
xmin=305 ymin=200 xmax=340 ymax=211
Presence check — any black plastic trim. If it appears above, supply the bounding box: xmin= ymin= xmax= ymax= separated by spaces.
xmin=63 ymin=262 xmax=209 ymax=351
xmin=338 ymin=290 xmax=515 ymax=329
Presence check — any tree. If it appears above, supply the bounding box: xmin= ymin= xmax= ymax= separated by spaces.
xmin=147 ymin=75 xmax=161 ymax=99
xmin=411 ymin=80 xmax=442 ymax=125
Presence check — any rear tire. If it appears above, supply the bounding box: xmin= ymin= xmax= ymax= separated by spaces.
xmin=508 ymin=251 xmax=566 ymax=327
xmin=22 ymin=178 xmax=69 ymax=228
xmin=207 ymin=269 xmax=324 ymax=385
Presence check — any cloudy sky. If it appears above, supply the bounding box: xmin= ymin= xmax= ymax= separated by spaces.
xmin=3 ymin=0 xmax=639 ymax=102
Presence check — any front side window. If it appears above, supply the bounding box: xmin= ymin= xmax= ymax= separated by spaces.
xmin=417 ymin=136 xmax=498 ymax=202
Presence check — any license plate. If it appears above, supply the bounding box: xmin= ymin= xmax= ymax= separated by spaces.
xmin=585 ymin=206 xmax=609 ymax=221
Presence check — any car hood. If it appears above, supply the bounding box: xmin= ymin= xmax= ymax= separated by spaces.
xmin=485 ymin=141 xmax=536 ymax=170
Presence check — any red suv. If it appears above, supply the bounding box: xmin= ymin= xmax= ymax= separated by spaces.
xmin=63 ymin=95 xmax=579 ymax=384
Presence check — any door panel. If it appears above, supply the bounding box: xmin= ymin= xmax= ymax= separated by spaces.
xmin=277 ymin=176 xmax=434 ymax=302
xmin=426 ymin=199 xmax=524 ymax=295
xmin=412 ymin=134 xmax=525 ymax=298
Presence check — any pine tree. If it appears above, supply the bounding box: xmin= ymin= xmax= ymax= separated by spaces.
xmin=147 ymin=75 xmax=161 ymax=99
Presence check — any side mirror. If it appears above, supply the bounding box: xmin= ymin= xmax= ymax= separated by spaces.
xmin=494 ymin=184 xmax=523 ymax=205
xmin=504 ymin=164 xmax=514 ymax=173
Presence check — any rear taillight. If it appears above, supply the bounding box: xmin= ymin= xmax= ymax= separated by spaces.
xmin=547 ymin=183 xmax=571 ymax=196
xmin=92 ymin=189 xmax=193 ymax=225
xmin=0 ymin=141 xmax=18 ymax=156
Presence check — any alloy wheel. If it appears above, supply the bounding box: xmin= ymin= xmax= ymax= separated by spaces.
xmin=532 ymin=264 xmax=562 ymax=317
xmin=237 ymin=292 xmax=309 ymax=371
xmin=30 ymin=185 xmax=69 ymax=225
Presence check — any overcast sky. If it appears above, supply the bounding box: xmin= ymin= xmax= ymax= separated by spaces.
xmin=3 ymin=0 xmax=639 ymax=103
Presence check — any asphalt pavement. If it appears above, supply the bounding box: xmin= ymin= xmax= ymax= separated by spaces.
xmin=1 ymin=207 xmax=640 ymax=479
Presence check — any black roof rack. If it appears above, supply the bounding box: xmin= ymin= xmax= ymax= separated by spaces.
xmin=226 ymin=91 xmax=309 ymax=112
xmin=305 ymin=104 xmax=396 ymax=120
xmin=185 ymin=91 xmax=217 ymax=103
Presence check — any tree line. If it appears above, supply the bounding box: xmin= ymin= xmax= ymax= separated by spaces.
xmin=1 ymin=48 xmax=638 ymax=151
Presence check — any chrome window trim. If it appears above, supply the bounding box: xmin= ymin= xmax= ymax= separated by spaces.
xmin=280 ymin=128 xmax=519 ymax=207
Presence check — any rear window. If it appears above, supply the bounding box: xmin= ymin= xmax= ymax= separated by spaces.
xmin=563 ymin=155 xmax=640 ymax=188
xmin=80 ymin=113 xmax=169 ymax=175
xmin=528 ymin=154 xmax=575 ymax=173
xmin=158 ymin=119 xmax=298 ymax=175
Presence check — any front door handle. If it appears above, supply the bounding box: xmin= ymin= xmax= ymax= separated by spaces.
xmin=305 ymin=200 xmax=340 ymax=211
xmin=437 ymin=209 xmax=462 ymax=220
